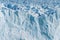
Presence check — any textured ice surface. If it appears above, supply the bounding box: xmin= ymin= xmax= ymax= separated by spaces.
xmin=0 ymin=0 xmax=60 ymax=40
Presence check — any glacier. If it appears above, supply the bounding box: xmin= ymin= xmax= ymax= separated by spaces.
xmin=0 ymin=0 xmax=60 ymax=40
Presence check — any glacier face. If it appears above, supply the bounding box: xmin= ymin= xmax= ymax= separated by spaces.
xmin=0 ymin=0 xmax=60 ymax=40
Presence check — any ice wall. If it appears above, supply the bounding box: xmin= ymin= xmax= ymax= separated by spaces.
xmin=0 ymin=0 xmax=60 ymax=40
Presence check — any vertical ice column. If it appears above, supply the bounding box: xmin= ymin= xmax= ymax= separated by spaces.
xmin=38 ymin=14 xmax=53 ymax=40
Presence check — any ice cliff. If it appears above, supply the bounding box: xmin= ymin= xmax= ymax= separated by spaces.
xmin=0 ymin=0 xmax=60 ymax=40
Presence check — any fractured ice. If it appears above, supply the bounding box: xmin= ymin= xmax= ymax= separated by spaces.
xmin=0 ymin=0 xmax=60 ymax=40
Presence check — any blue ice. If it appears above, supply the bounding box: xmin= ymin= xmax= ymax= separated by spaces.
xmin=0 ymin=0 xmax=60 ymax=40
